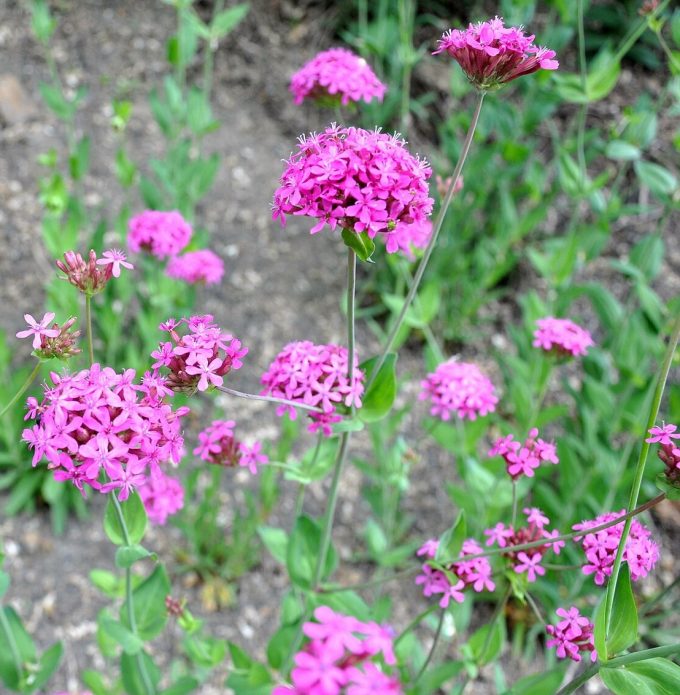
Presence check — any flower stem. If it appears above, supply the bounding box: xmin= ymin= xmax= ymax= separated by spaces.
xmin=312 ymin=248 xmax=357 ymax=590
xmin=394 ymin=605 xmax=438 ymax=647
xmin=365 ymin=91 xmax=485 ymax=391
xmin=0 ymin=362 xmax=41 ymax=419
xmin=110 ymin=494 xmax=156 ymax=695
xmin=85 ymin=294 xmax=94 ymax=364
xmin=216 ymin=386 xmax=324 ymax=414
xmin=412 ymin=608 xmax=445 ymax=685
xmin=604 ymin=313 xmax=680 ymax=634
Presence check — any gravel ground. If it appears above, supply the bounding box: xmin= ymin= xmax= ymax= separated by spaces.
xmin=0 ymin=2 xmax=678 ymax=694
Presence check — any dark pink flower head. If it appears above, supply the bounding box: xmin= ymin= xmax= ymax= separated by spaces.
xmin=484 ymin=508 xmax=563 ymax=583
xmin=489 ymin=427 xmax=558 ymax=480
xmin=137 ymin=466 xmax=184 ymax=525
xmin=151 ymin=315 xmax=247 ymax=394
xmin=127 ymin=210 xmax=192 ymax=260
xmin=573 ymin=511 xmax=659 ymax=586
xmin=272 ymin=125 xmax=433 ymax=246
xmin=533 ymin=317 xmax=593 ymax=358
xmin=282 ymin=607 xmax=403 ymax=695
xmin=546 ymin=606 xmax=596 ymax=663
xmin=21 ymin=364 xmax=187 ymax=500
xmin=415 ymin=536 xmax=495 ymax=606
xmin=420 ymin=359 xmax=498 ymax=421
xmin=166 ymin=249 xmax=225 ymax=285
xmin=57 ymin=249 xmax=131 ymax=296
xmin=261 ymin=341 xmax=365 ymax=437
xmin=193 ymin=419 xmax=268 ymax=474
xmin=647 ymin=423 xmax=680 ymax=486
xmin=290 ymin=48 xmax=387 ymax=107
xmin=434 ymin=16 xmax=558 ymax=90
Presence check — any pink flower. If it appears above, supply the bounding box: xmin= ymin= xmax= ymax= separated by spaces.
xmin=16 ymin=312 xmax=60 ymax=349
xmin=546 ymin=607 xmax=596 ymax=663
xmin=194 ymin=419 xmax=267 ymax=474
xmin=127 ymin=210 xmax=192 ymax=259
xmin=261 ymin=341 xmax=365 ymax=437
xmin=434 ymin=17 xmax=558 ymax=90
xmin=185 ymin=357 xmax=224 ymax=391
xmin=273 ymin=125 xmax=433 ymax=245
xmin=533 ymin=317 xmax=593 ymax=357
xmin=514 ymin=551 xmax=546 ymax=582
xmin=290 ymin=48 xmax=387 ymax=107
xmin=166 ymin=249 xmax=224 ymax=285
xmin=137 ymin=467 xmax=184 ymax=525
xmin=489 ymin=428 xmax=559 ymax=480
xmin=96 ymin=249 xmax=134 ymax=278
xmin=420 ymin=359 xmax=498 ymax=421
xmin=648 ymin=423 xmax=680 ymax=486
xmin=646 ymin=424 xmax=680 ymax=446
xmin=416 ymin=538 xmax=439 ymax=558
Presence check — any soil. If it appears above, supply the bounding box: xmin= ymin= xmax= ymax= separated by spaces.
xmin=0 ymin=2 xmax=678 ymax=695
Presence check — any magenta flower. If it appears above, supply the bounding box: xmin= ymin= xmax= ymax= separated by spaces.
xmin=273 ymin=125 xmax=433 ymax=246
xmin=137 ymin=467 xmax=184 ymax=525
xmin=434 ymin=16 xmax=558 ymax=90
xmin=546 ymin=607 xmax=596 ymax=663
xmin=573 ymin=511 xmax=659 ymax=585
xmin=646 ymin=424 xmax=680 ymax=446
xmin=533 ymin=317 xmax=594 ymax=357
xmin=96 ymin=249 xmax=134 ymax=278
xmin=489 ymin=427 xmax=558 ymax=480
xmin=420 ymin=359 xmax=498 ymax=421
xmin=261 ymin=341 xmax=365 ymax=437
xmin=127 ymin=210 xmax=192 ymax=259
xmin=166 ymin=249 xmax=225 ymax=285
xmin=16 ymin=313 xmax=60 ymax=349
xmin=647 ymin=423 xmax=680 ymax=486
xmin=185 ymin=357 xmax=224 ymax=391
xmin=194 ymin=419 xmax=268 ymax=474
xmin=290 ymin=48 xmax=387 ymax=107
xmin=514 ymin=551 xmax=546 ymax=582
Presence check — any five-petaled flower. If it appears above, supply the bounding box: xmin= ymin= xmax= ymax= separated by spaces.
xmin=16 ymin=313 xmax=60 ymax=349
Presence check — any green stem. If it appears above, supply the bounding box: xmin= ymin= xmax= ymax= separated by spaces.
xmin=605 ymin=314 xmax=680 ymax=634
xmin=394 ymin=605 xmax=438 ymax=647
xmin=398 ymin=0 xmax=414 ymax=135
xmin=612 ymin=0 xmax=670 ymax=65
xmin=216 ymin=385 xmax=324 ymax=413
xmin=365 ymin=91 xmax=486 ymax=392
xmin=110 ymin=494 xmax=156 ymax=695
xmin=0 ymin=362 xmax=41 ymax=419
xmin=511 ymin=481 xmax=518 ymax=528
xmin=412 ymin=609 xmax=445 ymax=685
xmin=311 ymin=248 xmax=357 ymax=590
xmin=85 ymin=294 xmax=94 ymax=364
xmin=575 ymin=0 xmax=588 ymax=179
xmin=0 ymin=605 xmax=24 ymax=685
xmin=556 ymin=644 xmax=680 ymax=695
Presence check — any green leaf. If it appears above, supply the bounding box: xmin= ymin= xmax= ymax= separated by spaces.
xmin=601 ymin=658 xmax=680 ymax=695
xmin=606 ymin=140 xmax=641 ymax=161
xmin=286 ymin=515 xmax=336 ymax=590
xmin=0 ymin=607 xmax=36 ymax=689
xmin=69 ymin=136 xmax=90 ymax=180
xmin=90 ymin=569 xmax=125 ymax=598
xmin=468 ymin=617 xmax=506 ymax=666
xmin=435 ymin=510 xmax=466 ymax=563
xmin=585 ymin=51 xmax=621 ymax=101
xmin=121 ymin=565 xmax=170 ymax=641
xmin=211 ymin=3 xmax=250 ymax=39
xmin=115 ymin=544 xmax=154 ymax=569
xmin=99 ymin=614 xmax=143 ymax=655
xmin=266 ymin=624 xmax=298 ymax=670
xmin=655 ymin=473 xmax=680 ymax=500
xmin=341 ymin=228 xmax=376 ymax=262
xmin=120 ymin=651 xmax=161 ymax=695
xmin=103 ymin=492 xmax=147 ymax=546
xmin=595 ymin=564 xmax=638 ymax=660
xmin=415 ymin=659 xmax=465 ymax=694
xmin=32 ymin=641 xmax=64 ymax=691
xmin=115 ymin=147 xmax=137 ymax=188
xmin=508 ymin=669 xmax=565 ymax=695
xmin=0 ymin=570 xmax=9 ymax=600
xmin=634 ymin=161 xmax=678 ymax=198
xmin=160 ymin=676 xmax=200 ymax=695
xmin=39 ymin=82 xmax=75 ymax=120
xmin=30 ymin=0 xmax=57 ymax=44
xmin=558 ymin=149 xmax=585 ymax=197
xmin=81 ymin=669 xmax=110 ymax=695
xmin=358 ymin=354 xmax=398 ymax=422
xmin=257 ymin=526 xmax=288 ymax=565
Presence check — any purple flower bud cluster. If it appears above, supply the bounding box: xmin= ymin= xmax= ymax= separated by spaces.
xmin=273 ymin=606 xmax=402 ymax=695
xmin=533 ymin=317 xmax=594 ymax=358
xmin=16 ymin=313 xmax=81 ymax=360
xmin=56 ymin=249 xmax=133 ymax=296
xmin=194 ymin=419 xmax=268 ymax=474
xmin=128 ymin=210 xmax=193 ymax=260
xmin=489 ymin=428 xmax=559 ymax=480
xmin=290 ymin=48 xmax=387 ymax=107
xmin=260 ymin=341 xmax=365 ymax=437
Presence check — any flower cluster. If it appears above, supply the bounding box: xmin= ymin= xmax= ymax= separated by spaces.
xmin=533 ymin=317 xmax=593 ymax=358
xmin=415 ymin=538 xmax=495 ymax=607
xmin=16 ymin=313 xmax=81 ymax=360
xmin=546 ymin=607 xmax=597 ymax=663
xmin=22 ymin=364 xmax=187 ymax=499
xmin=194 ymin=420 xmax=268 ymax=474
xmin=434 ymin=17 xmax=558 ymax=90
xmin=573 ymin=511 xmax=659 ymax=585
xmin=57 ymin=249 xmax=133 ymax=295
xmin=273 ymin=606 xmax=402 ymax=695
xmin=489 ymin=427 xmax=559 ymax=480
xmin=290 ymin=48 xmax=387 ymax=107
xmin=150 ymin=315 xmax=247 ymax=393
xmin=166 ymin=249 xmax=225 ymax=285
xmin=647 ymin=424 xmax=680 ymax=486
xmin=128 ymin=210 xmax=192 ymax=259
xmin=484 ymin=507 xmax=564 ymax=582
xmin=420 ymin=359 xmax=498 ymax=421
xmin=138 ymin=466 xmax=184 ymax=525
xmin=261 ymin=341 xmax=365 ymax=437
xmin=272 ymin=125 xmax=433 ymax=249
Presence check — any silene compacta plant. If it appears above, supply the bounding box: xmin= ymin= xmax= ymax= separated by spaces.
xmin=1 ymin=3 xmax=680 ymax=695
